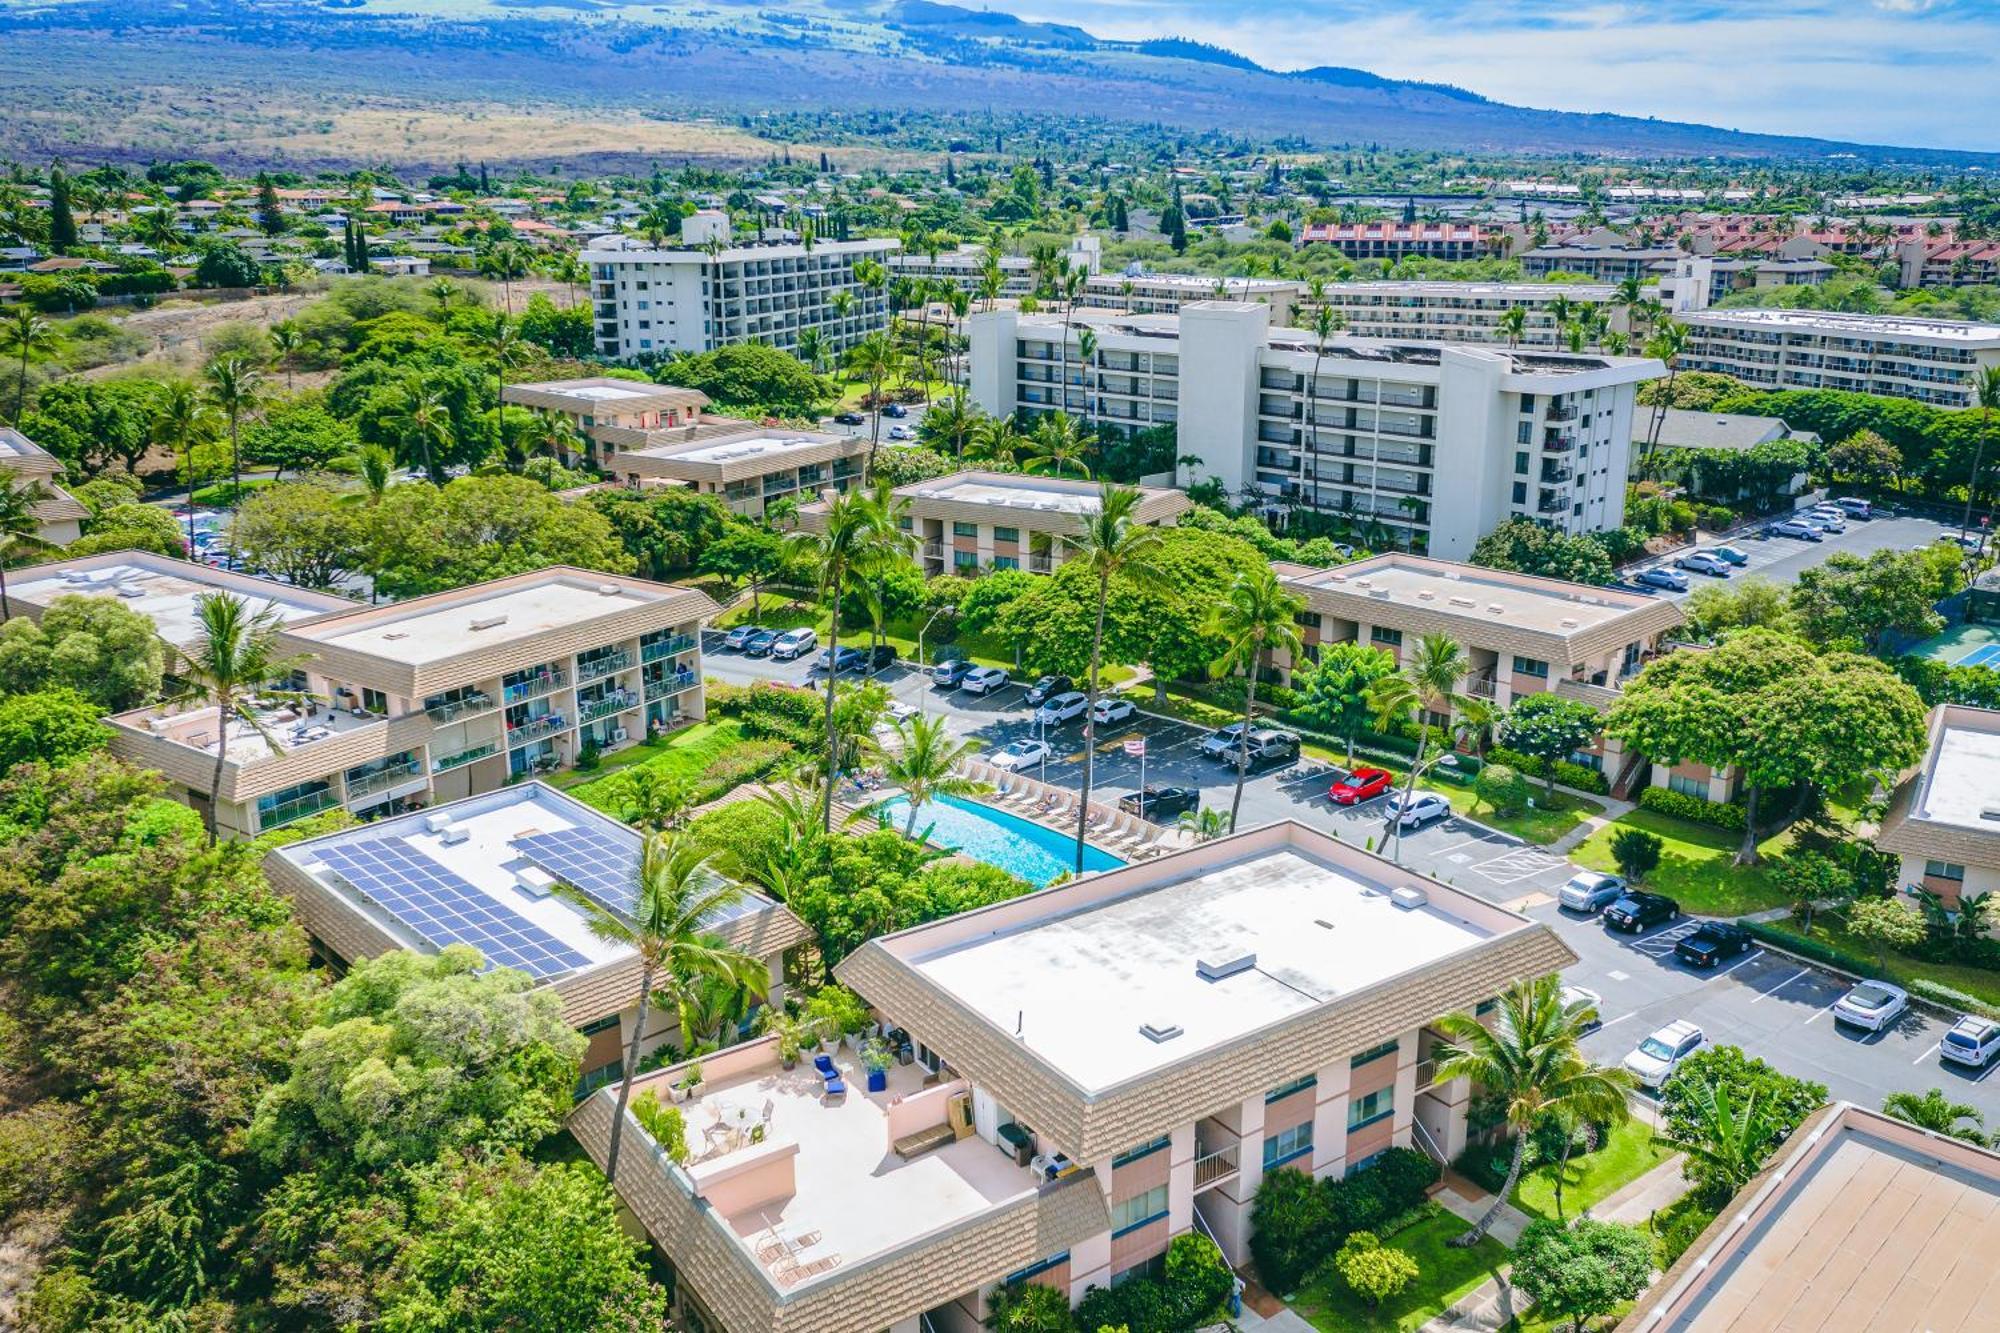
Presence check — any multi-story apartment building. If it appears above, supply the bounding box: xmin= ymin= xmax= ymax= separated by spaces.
xmin=1299 ymin=221 xmax=1497 ymax=261
xmin=81 ymin=561 xmax=714 ymax=838
xmin=795 ymin=471 xmax=1190 ymax=577
xmin=1083 ymin=272 xmax=1305 ymax=324
xmin=503 ymin=378 xmax=869 ymax=517
xmin=0 ymin=427 xmax=88 ymax=545
xmin=1520 ymin=245 xmax=1685 ymax=282
xmin=570 ymin=820 xmax=1574 ymax=1333
xmin=583 ymin=213 xmax=898 ymax=360
xmin=1279 ymin=554 xmax=1685 ymax=791
xmin=1876 ymin=704 xmax=2000 ymax=914
xmin=889 ymin=237 xmax=1099 ymax=298
xmin=1307 ymin=281 xmax=1625 ymax=348
xmin=967 ymin=303 xmax=1662 ymax=559
xmin=1678 ymin=309 xmax=2000 ymax=409
xmin=1654 ymin=255 xmax=1835 ymax=312
xmin=265 ymin=782 xmax=811 ymax=1095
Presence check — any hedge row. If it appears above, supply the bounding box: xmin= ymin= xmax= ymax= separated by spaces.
xmin=1742 ymin=922 xmax=2000 ymax=1019
xmin=707 ymin=680 xmax=823 ymax=747
xmin=1247 ymin=1147 xmax=1440 ymax=1294
xmin=1484 ymin=745 xmax=1612 ymax=796
xmin=1637 ymin=785 xmax=1747 ymax=831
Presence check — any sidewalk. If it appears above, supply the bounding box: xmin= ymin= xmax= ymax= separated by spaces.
xmin=1590 ymin=1152 xmax=1690 ymax=1226
xmin=1548 ymin=794 xmax=1635 ymax=857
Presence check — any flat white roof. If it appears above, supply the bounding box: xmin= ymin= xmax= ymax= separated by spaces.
xmin=1687 ymin=308 xmax=2000 ymax=343
xmin=1325 ymin=280 xmax=1618 ymax=300
xmin=909 ymin=845 xmax=1491 ymax=1092
xmin=10 ymin=556 xmax=351 ymax=650
xmin=905 ymin=474 xmax=1103 ymax=515
xmin=1916 ymin=722 xmax=2000 ymax=833
xmin=294 ymin=576 xmax=668 ymax=666
xmin=1288 ymin=555 xmax=1655 ymax=634
xmin=644 ymin=433 xmax=842 ymax=464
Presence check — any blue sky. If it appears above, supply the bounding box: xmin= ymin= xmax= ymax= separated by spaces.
xmin=1001 ymin=0 xmax=1999 ymax=151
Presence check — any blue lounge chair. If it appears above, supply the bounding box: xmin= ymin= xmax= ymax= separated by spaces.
xmin=813 ymin=1054 xmax=837 ymax=1077
xmin=822 ymin=1072 xmax=847 ymax=1098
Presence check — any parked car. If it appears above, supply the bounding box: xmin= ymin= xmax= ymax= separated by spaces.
xmin=881 ymin=402 xmax=908 ymax=418
xmin=1769 ymin=519 xmax=1823 ymax=541
xmin=722 ymin=623 xmax=766 ymax=651
xmin=1710 ymin=544 xmax=1751 ymax=566
xmin=990 ymin=738 xmax=1053 ymax=771
xmin=1802 ymin=508 xmax=1846 ymax=534
xmin=1603 ymin=890 xmax=1681 ymax=932
xmin=1635 ymin=567 xmax=1691 ymax=592
xmin=887 ymin=425 xmax=915 ymax=440
xmin=815 ymin=645 xmax=865 ymax=674
xmin=1623 ymin=1020 xmax=1705 ymax=1090
xmin=930 ymin=658 xmax=975 ymax=688
xmin=1675 ymin=921 xmax=1754 ymax=968
xmin=884 ymin=700 xmax=920 ymax=724
xmin=1119 ymin=787 xmax=1199 ymax=823
xmin=1832 ymin=980 xmax=1909 ymax=1032
xmin=1834 ymin=496 xmax=1875 ymax=519
xmin=961 ymin=666 xmax=1010 ymax=695
xmin=1557 ymin=871 xmax=1628 ymax=914
xmin=1227 ymin=729 xmax=1301 ymax=772
xmin=769 ymin=627 xmax=818 ymax=661
xmin=1035 ymin=691 xmax=1089 ymax=726
xmin=1385 ymin=791 xmax=1452 ymax=829
xmin=1198 ymin=722 xmax=1251 ymax=761
xmin=741 ymin=629 xmax=779 ymax=657
xmin=1023 ymin=674 xmax=1073 ymax=707
xmin=1330 ymin=766 xmax=1395 ymax=806
xmin=1941 ymin=1015 xmax=2000 ymax=1069
xmin=867 ymin=645 xmax=898 ymax=672
xmin=1675 ymin=551 xmax=1733 ymax=578
xmin=1560 ymin=984 xmax=1604 ymax=1034
xmin=832 ymin=411 xmax=864 ymax=426
xmin=1090 ymin=696 xmax=1137 ymax=726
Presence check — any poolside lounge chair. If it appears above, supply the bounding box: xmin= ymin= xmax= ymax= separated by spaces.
xmin=821 ymin=1071 xmax=847 ymax=1099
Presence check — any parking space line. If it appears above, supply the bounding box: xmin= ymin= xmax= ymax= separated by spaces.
xmin=1977 ymin=1060 xmax=2000 ymax=1084
xmin=1750 ymin=967 xmax=1811 ymax=1004
xmin=1598 ymin=1010 xmax=1640 ymax=1031
xmin=1804 ymin=1000 xmax=1840 ymax=1025
xmin=1715 ymin=949 xmax=1764 ymax=979
xmin=1914 ymin=1041 xmax=1942 ymax=1065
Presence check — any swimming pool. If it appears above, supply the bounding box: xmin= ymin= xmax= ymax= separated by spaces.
xmin=872 ymin=792 xmax=1124 ymax=887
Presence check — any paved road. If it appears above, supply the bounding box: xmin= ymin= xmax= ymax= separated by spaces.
xmin=705 ymin=636 xmax=1999 ymax=1122
xmin=1626 ymin=513 xmax=1947 ymax=601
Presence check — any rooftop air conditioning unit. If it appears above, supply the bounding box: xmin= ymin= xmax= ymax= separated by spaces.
xmin=598 ymin=584 xmax=622 ymax=596
xmin=470 ymin=614 xmax=508 ymax=631
xmin=1139 ymin=1021 xmax=1184 ymax=1044
xmin=115 ymin=584 xmax=145 ymax=598
xmin=438 ymin=824 xmax=469 ymax=847
xmin=515 ymin=865 xmax=558 ymax=898
xmin=1487 ymin=603 xmax=1505 ymax=614
xmin=1196 ymin=951 xmax=1256 ymax=982
xmin=1369 ymin=588 xmax=1392 ymax=599
xmin=1416 ymin=590 xmax=1435 ymax=601
xmin=424 ymin=812 xmax=453 ymax=833
xmin=1390 ymin=886 xmax=1429 ymax=910
xmin=1448 ymin=595 xmax=1476 ymax=608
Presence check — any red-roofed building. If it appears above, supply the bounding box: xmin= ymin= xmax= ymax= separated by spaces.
xmin=1299 ymin=221 xmax=1498 ymax=261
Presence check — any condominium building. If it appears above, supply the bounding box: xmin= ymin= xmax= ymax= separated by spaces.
xmin=583 ymin=213 xmax=898 ymax=360
xmin=1306 ymin=281 xmax=1624 ymax=349
xmin=1521 ymin=245 xmax=1684 ymax=282
xmin=1084 ymin=272 xmax=1305 ymax=324
xmin=1678 ymin=309 xmax=2000 ymax=409
xmin=795 ymin=470 xmax=1190 ymax=577
xmin=1299 ymin=221 xmax=1498 ymax=261
xmin=1876 ymin=704 xmax=2000 ymax=913
xmin=0 ymin=427 xmax=88 ymax=545
xmin=89 ymin=562 xmax=715 ymax=838
xmin=503 ymin=378 xmax=868 ymax=517
xmin=966 ymin=303 xmax=1662 ymax=559
xmin=570 ymin=820 xmax=1575 ymax=1333
xmin=889 ymin=237 xmax=1100 ymax=298
xmin=1279 ymin=554 xmax=1685 ymax=792
xmin=1654 ymin=255 xmax=1835 ymax=313
xmin=265 ymin=782 xmax=811 ymax=1095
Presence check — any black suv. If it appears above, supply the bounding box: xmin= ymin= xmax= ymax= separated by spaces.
xmin=1119 ymin=787 xmax=1200 ymax=824
xmin=832 ymin=411 xmax=865 ymax=425
xmin=1675 ymin=921 xmax=1753 ymax=967
xmin=1603 ymin=891 xmax=1681 ymax=933
xmin=1024 ymin=674 xmax=1073 ymax=707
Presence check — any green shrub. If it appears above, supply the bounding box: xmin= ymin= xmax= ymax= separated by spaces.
xmin=1742 ymin=921 xmax=1872 ymax=976
xmin=708 ymin=680 xmax=823 ymax=746
xmin=1638 ymin=784 xmax=1747 ymax=831
xmin=1554 ymin=759 xmax=1611 ymax=795
xmin=629 ymin=1090 xmax=688 ymax=1166
xmin=1247 ymin=1146 xmax=1438 ymax=1293
xmin=1909 ymin=979 xmax=2000 ymax=1019
xmin=1651 ymin=1195 xmax=1719 ymax=1267
xmin=1610 ymin=827 xmax=1664 ymax=883
xmin=1073 ymin=1233 xmax=1233 ymax=1333
xmin=1474 ymin=762 xmax=1530 ymax=815
xmin=1335 ymin=1231 xmax=1419 ymax=1308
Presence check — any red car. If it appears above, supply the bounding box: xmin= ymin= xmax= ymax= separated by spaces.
xmin=1330 ymin=767 xmax=1394 ymax=805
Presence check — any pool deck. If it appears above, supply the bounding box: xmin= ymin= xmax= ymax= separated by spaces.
xmin=844 ymin=774 xmax=1172 ymax=884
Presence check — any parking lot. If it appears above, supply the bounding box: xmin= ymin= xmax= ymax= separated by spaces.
xmin=1626 ymin=511 xmax=1946 ymax=601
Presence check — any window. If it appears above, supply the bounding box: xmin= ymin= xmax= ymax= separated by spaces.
xmin=361 ymin=687 xmax=388 ymax=714
xmin=1350 ymin=1039 xmax=1399 ymax=1069
xmin=1004 ymin=1252 xmax=1069 ymax=1286
xmin=993 ymin=556 xmax=1019 ymax=571
xmin=952 ymin=521 xmax=978 ymax=538
xmin=1111 ymin=1184 xmax=1169 ymax=1236
xmin=1370 ymin=626 xmax=1403 ymax=647
xmin=1567 ymin=750 xmax=1604 ymax=772
xmin=1475 ymin=998 xmax=1497 ymax=1016
xmin=1511 ymin=656 xmax=1549 ymax=678
xmin=953 ymin=550 xmax=978 ymax=571
xmin=1296 ymin=610 xmax=1324 ymax=631
xmin=1113 ymin=1135 xmax=1170 ymax=1168
xmin=1516 ymin=422 xmax=1532 ymax=445
xmin=1348 ymin=1088 xmax=1394 ymax=1132
xmin=1515 ymin=450 xmax=1529 ymax=473
xmin=993 ymin=526 xmax=1020 ymax=543
xmin=1262 ymin=1121 xmax=1313 ymax=1169
xmin=1512 ymin=481 xmax=1527 ymax=505
xmin=1267 ymin=1074 xmax=1317 ymax=1103
xmin=1112 ymin=1254 xmax=1165 ymax=1287
xmin=897 ymin=516 xmax=913 ymax=530
xmin=1926 ymin=860 xmax=1967 ymax=881
xmin=1668 ymin=773 xmax=1708 ymax=799
xmin=1520 ymin=394 xmax=1536 ymax=411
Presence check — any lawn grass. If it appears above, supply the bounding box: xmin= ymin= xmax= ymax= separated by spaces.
xmin=1291 ymin=1212 xmax=1511 ymax=1333
xmin=1570 ymin=808 xmax=1792 ymax=917
xmin=1500 ymin=1302 xmax=1633 ymax=1333
xmin=1756 ymin=918 xmax=2000 ymax=1010
xmin=1511 ymin=1119 xmax=1674 ymax=1223
xmin=1455 ymin=786 xmax=1604 ymax=847
xmin=557 ymin=720 xmax=748 ymax=803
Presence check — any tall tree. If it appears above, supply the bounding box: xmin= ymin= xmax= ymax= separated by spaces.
xmin=554 ymin=832 xmax=764 ymax=1182
xmin=1431 ymin=976 xmax=1633 ymax=1246
xmin=1882 ymin=1087 xmax=1986 ymax=1146
xmin=1962 ymin=365 xmax=2000 ymax=547
xmin=150 ymin=378 xmax=219 ymax=550
xmin=1291 ymin=641 xmax=1398 ymax=766
xmin=1064 ymin=483 xmax=1169 ymax=871
xmin=1639 ymin=319 xmax=1690 ymax=470
xmin=177 ymin=592 xmax=304 ymax=842
xmin=203 ymin=354 xmax=264 ymax=498
xmin=1365 ymin=632 xmax=1472 ymax=863
xmin=0 ymin=473 xmax=54 ymax=618
xmin=845 ymin=333 xmax=900 ymax=479
xmin=1 ymin=306 xmax=62 ymax=423
xmin=873 ymin=713 xmax=985 ymax=837
xmin=1023 ymin=410 xmax=1094 ymax=479
xmin=1497 ymin=693 xmax=1602 ymax=796
xmin=46 ymin=164 xmax=77 ymax=252
xmin=479 ymin=313 xmax=527 ymax=469
xmin=1208 ymin=567 xmax=1305 ymax=831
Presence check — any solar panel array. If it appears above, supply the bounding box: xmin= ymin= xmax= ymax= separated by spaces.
xmin=509 ymin=825 xmax=756 ymax=928
xmin=310 ymin=837 xmax=591 ymax=980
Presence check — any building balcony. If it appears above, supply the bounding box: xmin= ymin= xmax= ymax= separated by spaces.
xmin=1193 ymin=1119 xmax=1241 ymax=1192
xmin=577 ymin=650 xmax=633 ymax=683
xmin=424 ymin=690 xmax=496 ymax=723
xmin=1547 ymin=404 xmax=1579 ymax=423
xmin=258 ymin=785 xmax=341 ymax=830
xmin=1541 ymin=464 xmax=1575 ymax=484
xmin=1543 ymin=432 xmax=1576 ymax=452
xmin=922 ymin=541 xmax=945 ymax=559
xmin=1538 ymin=493 xmax=1569 ymax=514
xmin=432 ymin=741 xmax=498 ymax=774
xmin=502 ymin=669 xmax=569 ymax=705
xmin=641 ymin=633 xmax=698 ymax=664
xmin=646 ymin=672 xmax=699 ymax=702
xmin=506 ymin=713 xmax=569 ymax=745
xmin=346 ymin=760 xmax=425 ymax=800
xmin=577 ymin=690 xmax=640 ymax=724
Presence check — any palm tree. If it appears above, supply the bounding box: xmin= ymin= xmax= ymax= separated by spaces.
xmin=845 ymin=333 xmax=901 ymax=479
xmin=427 ymin=276 xmax=459 ymax=313
xmin=1960 ymin=365 xmax=2000 ymax=547
xmin=1176 ymin=807 xmax=1230 ymax=843
xmin=1883 ymin=1088 xmax=1986 ymax=1146
xmin=796 ymin=326 xmax=828 ymax=376
xmin=269 ymin=323 xmax=304 ymax=394
xmin=1496 ymin=307 xmax=1527 ymax=349
xmin=532 ymin=409 xmax=584 ymax=466
xmin=1431 ymin=976 xmax=1633 ymax=1246
xmin=177 ymin=592 xmax=305 ymax=843
xmin=785 ymin=489 xmax=911 ymax=832
xmin=1305 ymin=303 xmax=1342 ymax=513
xmin=0 ymin=474 xmax=53 ymax=619
xmin=620 ymin=767 xmax=695 ymax=833
xmin=1 ymin=307 xmax=61 ymax=423
xmin=874 ymin=714 xmax=985 ymax=837
xmin=1023 ymin=411 xmax=1094 ymax=479
xmin=479 ymin=313 xmax=527 ymax=468
xmin=1075 ymin=327 xmax=1099 ymax=426
xmin=203 ymin=355 xmax=264 ymax=498
xmin=969 ymin=416 xmax=1022 ymax=467
xmin=151 ymin=379 xmax=219 ymax=551
xmin=1208 ymin=568 xmax=1305 ymax=832
xmin=479 ymin=240 xmax=531 ymax=311
xmin=546 ymin=251 xmax=587 ymax=308
xmin=1066 ymin=483 xmax=1170 ymax=872
xmin=1365 ymin=632 xmax=1471 ymax=863
xmin=1665 ymin=1077 xmax=1778 ymax=1203
xmin=393 ymin=383 xmax=455 ymax=484
xmin=357 ymin=443 xmax=394 ymax=504
xmin=922 ymin=392 xmax=982 ymax=458
xmin=555 ymin=831 xmax=766 ymax=1183
xmin=1639 ymin=320 xmax=1690 ymax=471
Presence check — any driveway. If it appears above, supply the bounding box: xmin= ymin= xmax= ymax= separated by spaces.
xmin=1625 ymin=513 xmax=1943 ymax=601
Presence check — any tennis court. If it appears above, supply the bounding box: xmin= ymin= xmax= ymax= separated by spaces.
xmin=1955 ymin=643 xmax=2000 ymax=668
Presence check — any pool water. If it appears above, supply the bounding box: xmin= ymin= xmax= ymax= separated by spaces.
xmin=872 ymin=792 xmax=1125 ymax=887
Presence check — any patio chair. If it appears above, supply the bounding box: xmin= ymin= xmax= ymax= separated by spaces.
xmin=821 ymin=1071 xmax=847 ymax=1100
xmin=813 ymin=1053 xmax=837 ymax=1078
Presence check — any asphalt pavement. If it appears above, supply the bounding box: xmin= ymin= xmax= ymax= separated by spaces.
xmin=1626 ymin=512 xmax=1948 ymax=601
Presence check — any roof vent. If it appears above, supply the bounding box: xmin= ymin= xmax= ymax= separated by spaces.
xmin=1448 ymin=595 xmax=1476 ymax=608
xmin=598 ymin=584 xmax=622 ymax=596
xmin=1139 ymin=1021 xmax=1184 ymax=1044
xmin=1196 ymin=950 xmax=1257 ymax=982
xmin=1559 ymin=617 xmax=1580 ymax=629
xmin=115 ymin=584 xmax=145 ymax=598
xmin=1368 ymin=588 xmax=1392 ymax=599
xmin=1982 ymin=806 xmax=2000 ymax=822
xmin=470 ymin=614 xmax=509 ymax=631
xmin=423 ymin=812 xmax=453 ymax=833
xmin=515 ymin=865 xmax=558 ymax=898
xmin=383 ymin=631 xmax=408 ymax=640
xmin=1416 ymin=590 xmax=1435 ymax=601
xmin=1390 ymin=886 xmax=1429 ymax=910
xmin=438 ymin=824 xmax=469 ymax=846
xmin=1487 ymin=603 xmax=1505 ymax=615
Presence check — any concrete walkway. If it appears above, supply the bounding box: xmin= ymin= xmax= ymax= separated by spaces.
xmin=1591 ymin=1152 xmax=1691 ymax=1226
xmin=1547 ymin=794 xmax=1635 ymax=857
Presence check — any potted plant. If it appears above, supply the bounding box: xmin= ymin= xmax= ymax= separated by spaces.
xmin=763 ymin=1010 xmax=806 ymax=1070
xmin=677 ymin=1061 xmax=704 ymax=1103
xmin=860 ymin=1037 xmax=894 ymax=1093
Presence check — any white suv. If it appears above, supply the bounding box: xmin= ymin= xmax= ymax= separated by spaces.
xmin=769 ymin=628 xmax=818 ymax=661
xmin=1622 ymin=1020 xmax=1705 ymax=1090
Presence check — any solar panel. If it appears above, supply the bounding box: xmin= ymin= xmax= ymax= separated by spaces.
xmin=510 ymin=826 xmax=756 ymax=928
xmin=311 ymin=837 xmax=591 ymax=981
